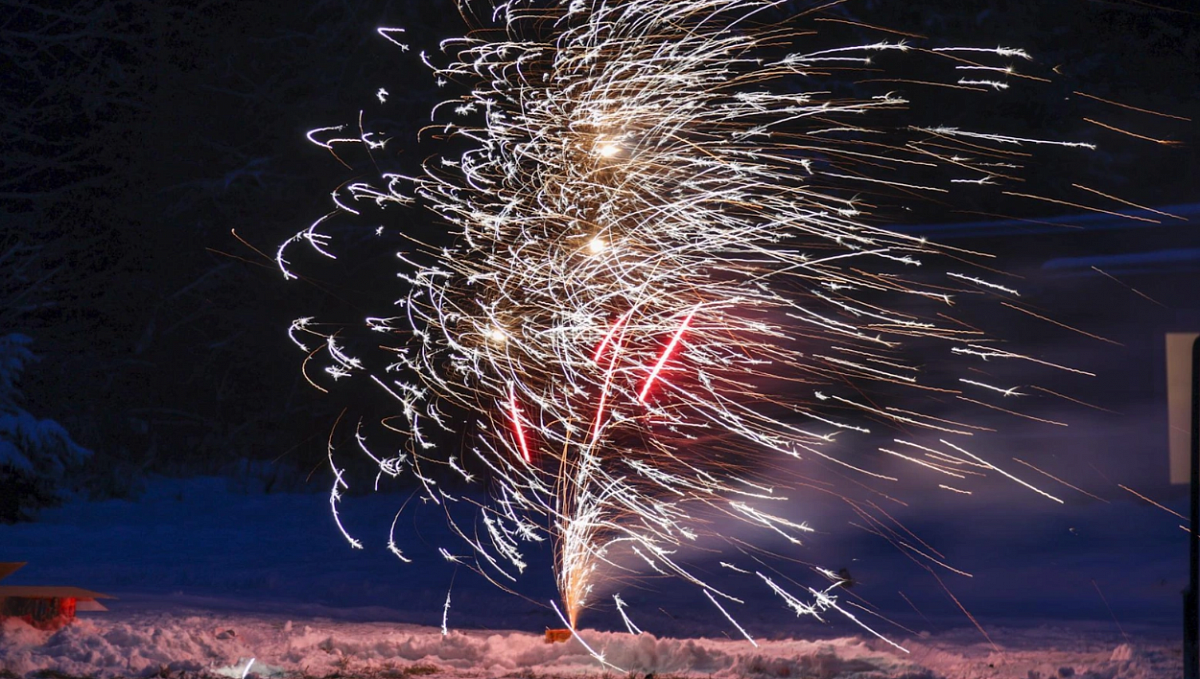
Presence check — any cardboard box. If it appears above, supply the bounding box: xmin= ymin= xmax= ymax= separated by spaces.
xmin=0 ymin=562 xmax=113 ymax=630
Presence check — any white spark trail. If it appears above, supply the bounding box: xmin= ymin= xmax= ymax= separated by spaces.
xmin=284 ymin=0 xmax=1104 ymax=645
xmin=704 ymin=589 xmax=757 ymax=647
xmin=613 ymin=594 xmax=642 ymax=635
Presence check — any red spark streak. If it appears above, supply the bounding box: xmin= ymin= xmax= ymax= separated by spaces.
xmin=590 ymin=321 xmax=628 ymax=444
xmin=509 ymin=385 xmax=532 ymax=463
xmin=637 ymin=307 xmax=698 ymax=403
xmin=592 ymin=309 xmax=633 ymax=363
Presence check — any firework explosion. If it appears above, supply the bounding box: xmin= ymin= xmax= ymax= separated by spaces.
xmin=280 ymin=0 xmax=1107 ymax=654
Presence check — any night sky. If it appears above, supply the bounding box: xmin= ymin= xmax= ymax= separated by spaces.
xmin=2 ymin=0 xmax=1199 ymax=636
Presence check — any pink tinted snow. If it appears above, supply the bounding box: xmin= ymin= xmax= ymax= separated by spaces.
xmin=0 ymin=611 xmax=1181 ymax=678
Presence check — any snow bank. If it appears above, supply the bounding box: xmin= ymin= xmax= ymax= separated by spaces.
xmin=0 ymin=611 xmax=1180 ymax=678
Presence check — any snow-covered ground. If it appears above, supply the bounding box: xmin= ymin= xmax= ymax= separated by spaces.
xmin=0 ymin=609 xmax=1180 ymax=676
xmin=0 ymin=476 xmax=1187 ymax=677
xmin=0 ymin=609 xmax=1183 ymax=678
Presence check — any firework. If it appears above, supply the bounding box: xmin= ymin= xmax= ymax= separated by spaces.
xmin=280 ymin=0 xmax=1103 ymax=652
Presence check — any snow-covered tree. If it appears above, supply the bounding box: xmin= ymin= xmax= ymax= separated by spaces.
xmin=0 ymin=333 xmax=91 ymax=523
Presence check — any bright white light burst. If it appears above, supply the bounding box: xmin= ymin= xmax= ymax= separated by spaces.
xmin=281 ymin=0 xmax=1101 ymax=644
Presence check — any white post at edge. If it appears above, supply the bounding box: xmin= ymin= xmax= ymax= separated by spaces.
xmin=1168 ymin=333 xmax=1199 ymax=485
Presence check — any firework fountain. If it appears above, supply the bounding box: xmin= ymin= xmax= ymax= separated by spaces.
xmin=280 ymin=0 xmax=1114 ymax=655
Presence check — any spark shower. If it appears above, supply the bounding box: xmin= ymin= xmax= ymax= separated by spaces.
xmin=279 ymin=0 xmax=1126 ymax=651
